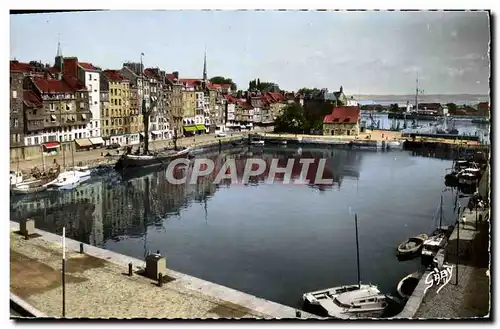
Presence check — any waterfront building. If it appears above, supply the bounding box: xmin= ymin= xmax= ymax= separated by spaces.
xmin=195 ymin=91 xmax=206 ymax=130
xmin=62 ymin=57 xmax=102 ymax=140
xmin=129 ymin=84 xmax=143 ymax=138
xmin=144 ymin=68 xmax=171 ymax=140
xmin=121 ymin=62 xmax=151 ymax=141
xmin=99 ymin=88 xmax=110 ymax=142
xmin=23 ymin=73 xmax=91 ymax=158
xmin=181 ymin=81 xmax=199 ymax=135
xmin=417 ymin=103 xmax=442 ymax=115
xmin=165 ymin=72 xmax=184 ymax=138
xmin=10 ymin=68 xmax=25 ymax=153
xmin=476 ymin=102 xmax=490 ymax=117
xmin=225 ymin=95 xmax=237 ymax=128
xmin=101 ymin=70 xmax=137 ymax=145
xmin=264 ymin=92 xmax=287 ymax=122
xmin=346 ymin=96 xmax=359 ymax=107
xmin=322 ymin=106 xmax=361 ymax=136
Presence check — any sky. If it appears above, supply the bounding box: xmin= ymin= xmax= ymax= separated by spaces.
xmin=10 ymin=10 xmax=490 ymax=95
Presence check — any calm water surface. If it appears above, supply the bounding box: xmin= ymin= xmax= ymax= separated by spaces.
xmin=11 ymin=146 xmax=460 ymax=308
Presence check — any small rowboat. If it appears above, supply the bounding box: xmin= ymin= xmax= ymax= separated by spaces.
xmin=396 ymin=272 xmax=422 ymax=299
xmin=396 ymin=233 xmax=428 ymax=259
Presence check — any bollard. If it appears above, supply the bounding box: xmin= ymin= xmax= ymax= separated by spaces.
xmin=79 ymin=243 xmax=84 ymax=254
xmin=158 ymin=273 xmax=163 ymax=287
xmin=128 ymin=263 xmax=133 ymax=276
xmin=24 ymin=230 xmax=29 ymax=240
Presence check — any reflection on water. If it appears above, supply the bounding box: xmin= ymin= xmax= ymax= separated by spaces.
xmin=10 ymin=146 xmax=459 ymax=308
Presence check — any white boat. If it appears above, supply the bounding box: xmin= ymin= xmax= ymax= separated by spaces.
xmin=51 ymin=173 xmax=81 ymax=189
xmin=387 ymin=140 xmax=404 ymax=149
xmin=250 ymin=139 xmax=265 ymax=146
xmin=421 ymin=234 xmax=447 ymax=259
xmin=303 ymin=284 xmax=388 ymax=319
xmin=302 ymin=214 xmax=387 ymax=319
xmin=458 ymin=168 xmax=480 ymax=186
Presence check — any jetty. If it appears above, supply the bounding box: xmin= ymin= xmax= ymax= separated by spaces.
xmin=10 ymin=220 xmax=320 ymax=319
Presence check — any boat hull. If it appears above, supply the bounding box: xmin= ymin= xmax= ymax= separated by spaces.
xmin=115 ymin=148 xmax=191 ymax=171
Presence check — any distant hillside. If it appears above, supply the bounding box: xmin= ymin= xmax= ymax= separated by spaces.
xmin=354 ymin=94 xmax=490 ymax=105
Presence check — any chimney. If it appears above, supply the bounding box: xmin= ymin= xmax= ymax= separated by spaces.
xmin=173 ymin=71 xmax=179 ymax=80
xmin=340 ymin=86 xmax=343 ymax=94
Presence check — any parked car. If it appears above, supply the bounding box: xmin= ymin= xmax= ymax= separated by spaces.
xmin=107 ymin=143 xmax=121 ymax=150
xmin=216 ymin=132 xmax=227 ymax=137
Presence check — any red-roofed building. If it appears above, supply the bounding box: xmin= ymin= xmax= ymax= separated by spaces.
xmin=323 ymin=106 xmax=361 ymax=136
xmin=477 ymin=102 xmax=490 ymax=116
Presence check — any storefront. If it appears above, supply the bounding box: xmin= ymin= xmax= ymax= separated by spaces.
xmin=89 ymin=137 xmax=105 ymax=148
xmin=75 ymin=138 xmax=93 ymax=151
xmin=42 ymin=141 xmax=60 ymax=155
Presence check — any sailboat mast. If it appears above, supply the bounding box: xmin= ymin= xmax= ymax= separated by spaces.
xmin=355 ymin=213 xmax=361 ymax=288
xmin=71 ymin=143 xmax=75 ymax=176
xmin=439 ymin=194 xmax=443 ymax=229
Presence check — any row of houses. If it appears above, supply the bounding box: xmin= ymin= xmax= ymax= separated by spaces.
xmin=10 ymin=43 xmax=301 ymax=159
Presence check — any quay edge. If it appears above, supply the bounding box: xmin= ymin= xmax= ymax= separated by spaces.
xmin=9 ymin=221 xmax=321 ymax=319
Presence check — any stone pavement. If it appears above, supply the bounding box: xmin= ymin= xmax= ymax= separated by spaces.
xmin=10 ymin=221 xmax=319 ymax=319
xmin=395 ymin=208 xmax=490 ymax=319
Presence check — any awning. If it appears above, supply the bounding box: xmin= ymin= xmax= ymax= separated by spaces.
xmin=140 ymin=132 xmax=145 ymax=137
xmin=184 ymin=125 xmax=197 ymax=132
xmin=151 ymin=131 xmax=161 ymax=135
xmin=43 ymin=142 xmax=60 ymax=149
xmin=75 ymin=139 xmax=92 ymax=147
xmin=195 ymin=124 xmax=206 ymax=131
xmin=89 ymin=137 xmax=105 ymax=145
xmin=50 ymin=115 xmax=57 ymax=120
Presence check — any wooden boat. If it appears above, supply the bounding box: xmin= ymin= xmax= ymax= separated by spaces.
xmin=396 ymin=272 xmax=421 ymax=299
xmin=396 ymin=233 xmax=428 ymax=258
xmin=11 ymin=184 xmax=48 ymax=195
xmin=115 ymin=147 xmax=191 ymax=171
xmin=421 ymin=233 xmax=447 ymax=264
xmin=11 ymin=166 xmax=60 ymax=195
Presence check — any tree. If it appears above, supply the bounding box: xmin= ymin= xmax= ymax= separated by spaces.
xmin=248 ymin=78 xmax=278 ymax=92
xmin=389 ymin=103 xmax=400 ymax=112
xmin=298 ymin=87 xmax=321 ymax=95
xmin=274 ymin=103 xmax=306 ymax=133
xmin=209 ymin=76 xmax=237 ymax=91
xmin=446 ymin=103 xmax=458 ymax=115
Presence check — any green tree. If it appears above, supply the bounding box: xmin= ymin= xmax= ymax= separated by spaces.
xmin=446 ymin=103 xmax=458 ymax=115
xmin=389 ymin=103 xmax=400 ymax=112
xmin=247 ymin=78 xmax=278 ymax=92
xmin=298 ymin=87 xmax=320 ymax=95
xmin=274 ymin=103 xmax=306 ymax=133
xmin=209 ymin=76 xmax=237 ymax=91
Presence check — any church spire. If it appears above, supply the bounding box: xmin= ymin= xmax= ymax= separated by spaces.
xmin=56 ymin=39 xmax=62 ymax=58
xmin=55 ymin=35 xmax=64 ymax=73
xmin=203 ymin=49 xmax=207 ymax=81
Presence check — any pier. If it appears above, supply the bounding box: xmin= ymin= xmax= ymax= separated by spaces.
xmin=10 ymin=221 xmax=319 ymax=319
xmin=395 ymin=166 xmax=490 ymax=319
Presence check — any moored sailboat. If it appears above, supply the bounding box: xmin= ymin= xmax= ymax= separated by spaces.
xmin=302 ymin=214 xmax=388 ymax=319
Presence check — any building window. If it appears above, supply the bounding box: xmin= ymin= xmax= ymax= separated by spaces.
xmin=89 ymin=84 xmax=92 ymax=91
xmin=89 ymin=74 xmax=92 ymax=81
xmin=43 ymin=136 xmax=47 ymax=143
xmin=13 ymin=118 xmax=18 ymax=127
xmin=80 ymin=102 xmax=84 ymax=109
xmin=94 ymin=101 xmax=98 ymax=105
xmin=12 ymin=90 xmax=17 ymax=99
